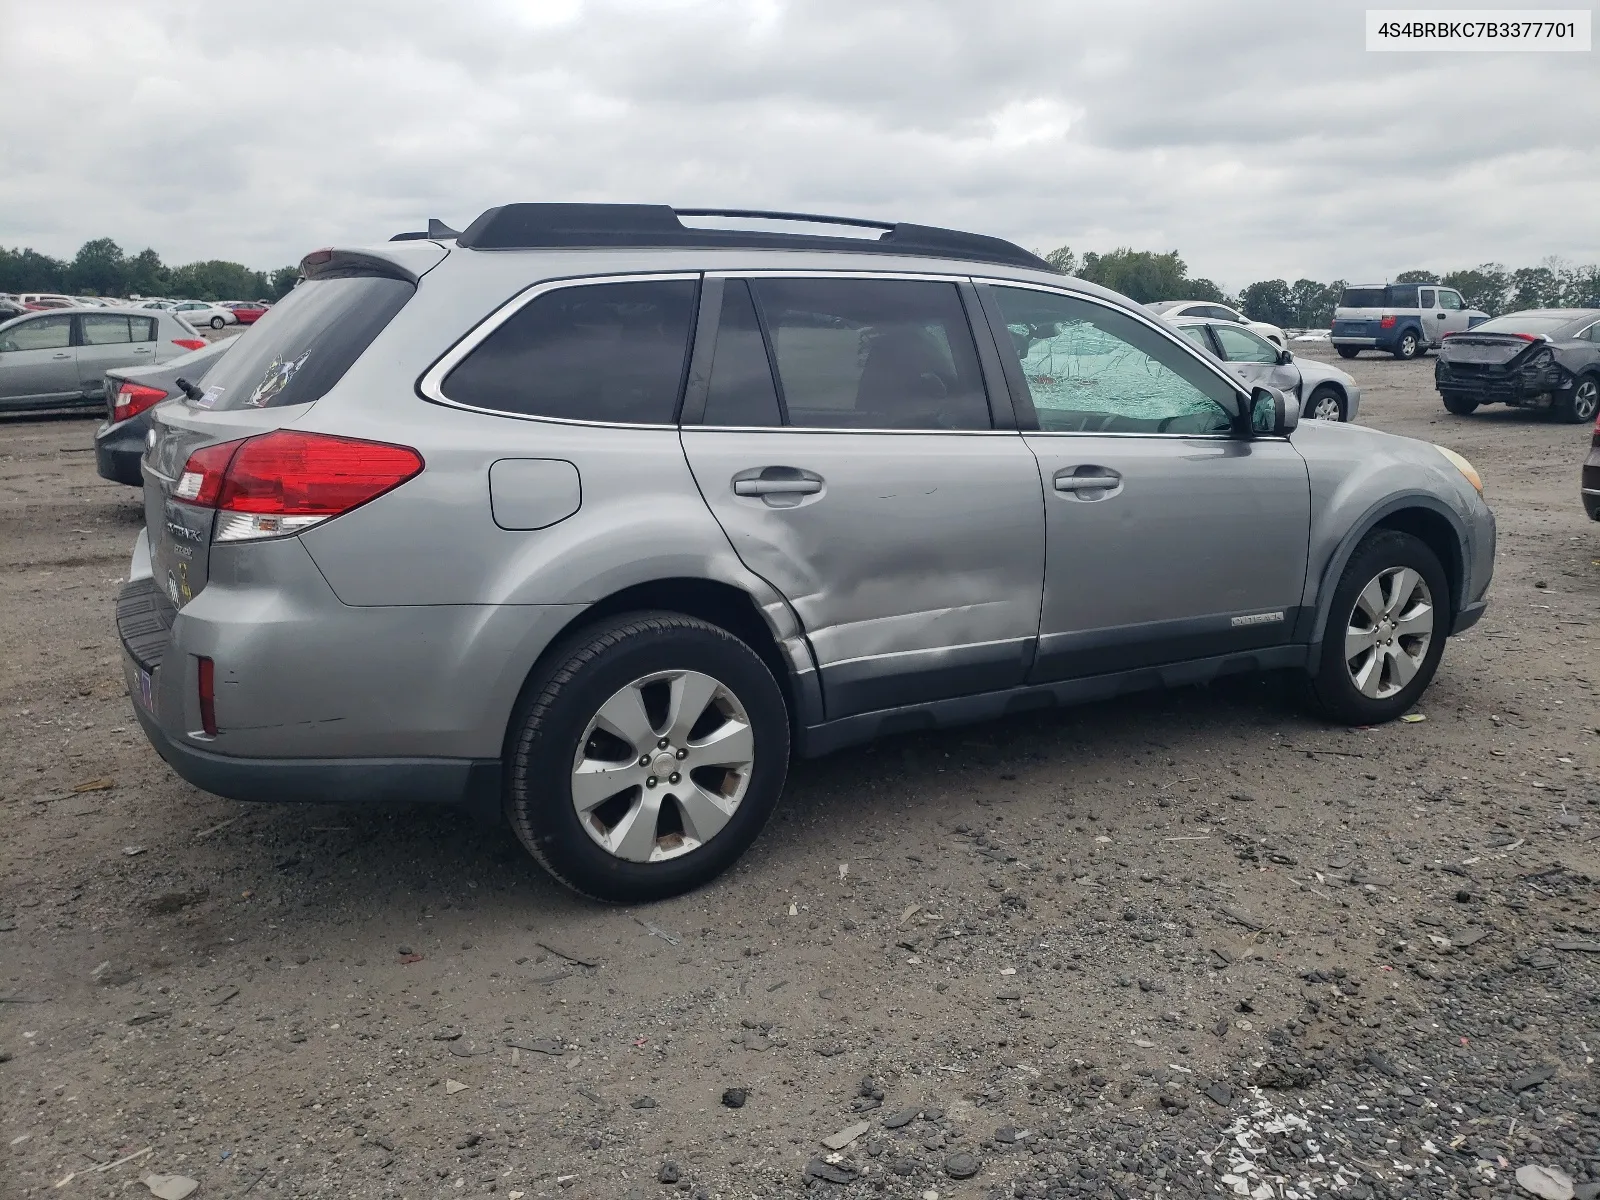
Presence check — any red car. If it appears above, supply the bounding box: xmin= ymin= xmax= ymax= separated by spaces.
xmin=223 ymin=301 xmax=271 ymax=324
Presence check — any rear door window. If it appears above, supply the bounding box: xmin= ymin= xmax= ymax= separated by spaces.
xmin=702 ymin=280 xmax=782 ymax=427
xmin=81 ymin=314 xmax=134 ymax=344
xmin=194 ymin=275 xmax=414 ymax=410
xmin=441 ymin=278 xmax=697 ymax=424
xmin=1419 ymin=289 xmax=1436 ymax=309
xmin=748 ymin=277 xmax=990 ymax=430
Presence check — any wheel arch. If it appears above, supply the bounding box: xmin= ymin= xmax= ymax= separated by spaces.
xmin=498 ymin=576 xmax=822 ymax=763
xmin=1304 ymin=495 xmax=1468 ymax=664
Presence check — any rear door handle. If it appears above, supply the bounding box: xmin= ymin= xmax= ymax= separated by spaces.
xmin=52 ymin=352 xmax=71 ymax=359
xmin=734 ymin=478 xmax=822 ymax=496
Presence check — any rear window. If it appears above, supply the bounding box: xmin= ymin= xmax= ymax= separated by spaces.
xmin=1339 ymin=288 xmax=1386 ymax=309
xmin=190 ymin=276 xmax=413 ymax=410
xmin=1470 ymin=314 xmax=1580 ymax=337
xmin=440 ymin=278 xmax=698 ymax=424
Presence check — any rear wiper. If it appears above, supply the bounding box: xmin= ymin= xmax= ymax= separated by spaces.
xmin=174 ymin=377 xmax=204 ymax=402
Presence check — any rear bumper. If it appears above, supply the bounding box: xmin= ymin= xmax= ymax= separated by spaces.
xmin=116 ymin=527 xmax=581 ymax=807
xmin=1435 ymin=363 xmax=1567 ymax=406
xmin=94 ymin=416 xmax=147 ymax=486
xmin=1583 ymin=488 xmax=1600 ymax=521
xmin=128 ymin=699 xmax=499 ymax=811
xmin=1331 ymin=336 xmax=1378 ymax=348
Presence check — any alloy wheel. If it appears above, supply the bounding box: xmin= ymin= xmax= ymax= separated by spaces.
xmin=1574 ymin=379 xmax=1599 ymax=422
xmin=1343 ymin=567 xmax=1434 ymax=700
xmin=570 ymin=669 xmax=754 ymax=863
xmin=1311 ymin=392 xmax=1343 ymax=421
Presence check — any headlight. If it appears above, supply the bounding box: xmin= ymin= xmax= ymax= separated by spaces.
xmin=1435 ymin=445 xmax=1482 ymax=494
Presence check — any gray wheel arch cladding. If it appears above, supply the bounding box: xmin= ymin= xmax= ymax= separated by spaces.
xmin=1301 ymin=493 xmax=1470 ymax=654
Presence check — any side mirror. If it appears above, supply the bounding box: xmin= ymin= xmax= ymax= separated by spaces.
xmin=1250 ymin=386 xmax=1298 ymax=437
xmin=1278 ymin=348 xmax=1293 ymax=365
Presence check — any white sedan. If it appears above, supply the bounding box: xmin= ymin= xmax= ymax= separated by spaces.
xmin=168 ymin=300 xmax=239 ymax=330
xmin=1146 ymin=300 xmax=1287 ymax=348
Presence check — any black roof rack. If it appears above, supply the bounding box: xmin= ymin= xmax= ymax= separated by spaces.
xmin=450 ymin=204 xmax=1055 ymax=272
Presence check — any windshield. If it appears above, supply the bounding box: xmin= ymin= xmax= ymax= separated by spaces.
xmin=1469 ymin=313 xmax=1582 ymax=337
xmin=189 ymin=275 xmax=413 ymax=410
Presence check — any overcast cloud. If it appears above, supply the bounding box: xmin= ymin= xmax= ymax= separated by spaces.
xmin=2 ymin=0 xmax=1597 ymax=288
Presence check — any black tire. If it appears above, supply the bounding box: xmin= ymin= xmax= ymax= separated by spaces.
xmin=1336 ymin=346 xmax=1360 ymax=359
xmin=1304 ymin=384 xmax=1346 ymax=422
xmin=505 ymin=611 xmax=790 ymax=903
xmin=1306 ymin=530 xmax=1450 ymax=725
xmin=1392 ymin=329 xmax=1422 ymax=360
xmin=1441 ymin=393 xmax=1479 ymax=416
xmin=1552 ymin=374 xmax=1599 ymax=424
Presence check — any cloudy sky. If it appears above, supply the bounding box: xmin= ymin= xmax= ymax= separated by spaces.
xmin=3 ymin=0 xmax=1596 ymax=290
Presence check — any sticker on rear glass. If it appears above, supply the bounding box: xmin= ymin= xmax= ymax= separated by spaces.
xmin=247 ymin=352 xmax=309 ymax=407
xmin=196 ymin=386 xmax=223 ymax=409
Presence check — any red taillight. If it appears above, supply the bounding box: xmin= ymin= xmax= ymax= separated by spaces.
xmin=197 ymin=656 xmax=217 ymax=736
xmin=176 ymin=439 xmax=245 ymax=507
xmin=1379 ymin=316 xmax=1397 ymax=329
xmin=175 ymin=431 xmax=422 ymax=541
xmin=113 ymin=381 xmax=167 ymax=422
xmin=173 ymin=338 xmax=207 ymax=351
xmin=218 ymin=431 xmax=424 ymax=515
xmin=1510 ymin=332 xmax=1541 ymax=342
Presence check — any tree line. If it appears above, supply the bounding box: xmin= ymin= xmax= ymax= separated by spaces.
xmin=0 ymin=238 xmax=300 ymax=303
xmin=1044 ymin=245 xmax=1600 ymax=328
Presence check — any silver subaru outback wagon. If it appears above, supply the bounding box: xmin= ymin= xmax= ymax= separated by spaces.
xmin=119 ymin=204 xmax=1495 ymax=902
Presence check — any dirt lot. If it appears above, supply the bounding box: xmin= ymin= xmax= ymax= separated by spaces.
xmin=2 ymin=343 xmax=1597 ymax=1200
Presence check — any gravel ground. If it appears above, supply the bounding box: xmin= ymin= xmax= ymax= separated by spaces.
xmin=1 ymin=342 xmax=1596 ymax=1200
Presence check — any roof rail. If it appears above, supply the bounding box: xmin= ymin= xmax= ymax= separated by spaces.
xmin=451 ymin=203 xmax=1055 ymax=272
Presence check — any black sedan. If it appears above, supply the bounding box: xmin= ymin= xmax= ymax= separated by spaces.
xmin=1436 ymin=309 xmax=1600 ymax=423
xmin=94 ymin=336 xmax=237 ymax=485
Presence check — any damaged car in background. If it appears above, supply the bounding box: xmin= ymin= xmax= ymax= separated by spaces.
xmin=1435 ymin=309 xmax=1600 ymax=422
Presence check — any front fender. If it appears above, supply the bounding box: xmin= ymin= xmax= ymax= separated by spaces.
xmin=1299 ymin=493 xmax=1474 ymax=673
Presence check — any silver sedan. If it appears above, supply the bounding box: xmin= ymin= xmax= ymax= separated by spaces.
xmin=1170 ymin=316 xmax=1361 ymax=422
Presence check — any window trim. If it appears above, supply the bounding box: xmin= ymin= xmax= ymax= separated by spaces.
xmin=973 ymin=278 xmax=1250 ymax=439
xmin=416 ymin=272 xmax=703 ymax=428
xmin=683 ymin=269 xmax=1016 ymax=435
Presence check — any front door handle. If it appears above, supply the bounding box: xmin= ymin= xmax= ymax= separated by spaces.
xmin=52 ymin=352 xmax=71 ymax=359
xmin=734 ymin=478 xmax=822 ymax=497
xmin=1055 ymin=472 xmax=1121 ymax=493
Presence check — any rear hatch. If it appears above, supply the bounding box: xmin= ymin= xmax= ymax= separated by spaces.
xmin=1333 ymin=284 xmax=1418 ymax=336
xmin=141 ymin=256 xmax=418 ymax=608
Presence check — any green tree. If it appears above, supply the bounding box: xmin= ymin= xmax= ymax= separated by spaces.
xmin=1440 ymin=264 xmax=1509 ymax=315
xmin=1394 ymin=269 xmax=1438 ymax=284
xmin=1239 ymin=279 xmax=1294 ymax=327
xmin=0 ymin=246 xmax=68 ymax=293
xmin=1510 ymin=265 xmax=1560 ymax=310
xmin=125 ymin=248 xmax=169 ymax=298
xmin=69 ymin=238 xmax=127 ymax=295
xmin=1289 ymin=278 xmax=1338 ymax=328
xmin=1076 ymin=248 xmax=1203 ymax=304
xmin=268 ymin=266 xmax=300 ymax=300
xmin=167 ymin=259 xmax=270 ymax=302
xmin=1043 ymin=245 xmax=1077 ymax=275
